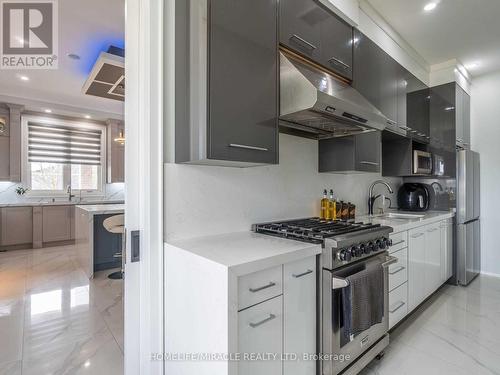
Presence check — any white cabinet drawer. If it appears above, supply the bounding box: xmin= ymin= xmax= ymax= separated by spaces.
xmin=389 ymin=231 xmax=408 ymax=253
xmin=389 ymin=282 xmax=408 ymax=329
xmin=388 ymin=247 xmax=408 ymax=292
xmin=238 ymin=265 xmax=282 ymax=310
xmin=238 ymin=296 xmax=282 ymax=375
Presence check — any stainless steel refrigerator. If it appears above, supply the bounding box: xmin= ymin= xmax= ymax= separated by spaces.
xmin=456 ymin=150 xmax=481 ymax=285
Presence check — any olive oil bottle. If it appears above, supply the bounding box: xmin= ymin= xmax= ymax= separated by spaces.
xmin=320 ymin=190 xmax=329 ymax=220
xmin=329 ymin=189 xmax=337 ymax=220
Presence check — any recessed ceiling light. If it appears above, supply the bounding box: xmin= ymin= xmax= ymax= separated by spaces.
xmin=44 ymin=109 xmax=52 ymax=113
xmin=84 ymin=115 xmax=91 ymax=119
xmin=67 ymin=53 xmax=81 ymax=60
xmin=19 ymin=75 xmax=29 ymax=81
xmin=424 ymin=2 xmax=437 ymax=11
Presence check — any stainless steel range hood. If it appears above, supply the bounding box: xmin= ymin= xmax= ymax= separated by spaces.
xmin=279 ymin=51 xmax=388 ymax=139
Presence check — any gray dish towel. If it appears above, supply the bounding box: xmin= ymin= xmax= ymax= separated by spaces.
xmin=342 ymin=262 xmax=384 ymax=340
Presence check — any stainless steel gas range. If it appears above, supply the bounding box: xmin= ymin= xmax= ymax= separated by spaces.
xmin=254 ymin=218 xmax=396 ymax=375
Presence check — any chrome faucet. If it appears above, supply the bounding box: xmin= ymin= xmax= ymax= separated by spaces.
xmin=368 ymin=180 xmax=394 ymax=216
xmin=66 ymin=185 xmax=75 ymax=201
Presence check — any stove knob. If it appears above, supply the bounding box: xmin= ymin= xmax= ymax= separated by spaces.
xmin=338 ymin=249 xmax=352 ymax=262
xmin=362 ymin=243 xmax=371 ymax=254
xmin=378 ymin=239 xmax=387 ymax=250
xmin=349 ymin=246 xmax=359 ymax=258
xmin=387 ymin=238 xmax=393 ymax=247
xmin=367 ymin=242 xmax=375 ymax=252
xmin=359 ymin=244 xmax=368 ymax=255
xmin=372 ymin=241 xmax=380 ymax=251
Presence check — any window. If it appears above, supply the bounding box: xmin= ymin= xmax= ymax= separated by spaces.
xmin=22 ymin=115 xmax=106 ymax=196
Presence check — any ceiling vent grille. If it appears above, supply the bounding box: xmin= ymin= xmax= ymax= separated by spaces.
xmin=83 ymin=46 xmax=124 ymax=102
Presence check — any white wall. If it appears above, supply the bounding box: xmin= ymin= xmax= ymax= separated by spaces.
xmin=471 ymin=70 xmax=500 ymax=276
xmin=165 ymin=134 xmax=401 ymax=241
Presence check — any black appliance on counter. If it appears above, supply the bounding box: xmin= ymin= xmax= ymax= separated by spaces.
xmin=397 ymin=183 xmax=431 ymax=211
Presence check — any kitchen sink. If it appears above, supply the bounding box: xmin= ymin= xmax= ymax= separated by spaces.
xmin=379 ymin=213 xmax=426 ymax=219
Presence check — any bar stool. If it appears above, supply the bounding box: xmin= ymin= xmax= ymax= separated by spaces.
xmin=103 ymin=214 xmax=125 ymax=280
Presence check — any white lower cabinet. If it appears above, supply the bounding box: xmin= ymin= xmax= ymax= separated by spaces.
xmin=238 ymin=296 xmax=283 ymax=375
xmin=388 ymin=282 xmax=408 ymax=328
xmin=408 ymin=226 xmax=427 ymax=311
xmin=425 ymin=222 xmax=442 ymax=296
xmin=238 ymin=255 xmax=317 ymax=375
xmin=440 ymin=219 xmax=453 ymax=282
xmin=283 ymin=257 xmax=316 ymax=375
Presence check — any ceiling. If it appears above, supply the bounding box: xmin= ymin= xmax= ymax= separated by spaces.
xmin=0 ymin=0 xmax=125 ymax=118
xmin=367 ymin=0 xmax=500 ymax=77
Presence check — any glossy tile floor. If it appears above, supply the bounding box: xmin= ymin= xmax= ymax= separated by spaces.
xmin=361 ymin=275 xmax=500 ymax=375
xmin=0 ymin=245 xmax=123 ymax=375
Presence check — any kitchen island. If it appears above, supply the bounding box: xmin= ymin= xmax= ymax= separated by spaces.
xmin=75 ymin=204 xmax=125 ymax=278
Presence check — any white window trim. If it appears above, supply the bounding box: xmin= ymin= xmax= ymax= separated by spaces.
xmin=21 ymin=114 xmax=107 ymax=198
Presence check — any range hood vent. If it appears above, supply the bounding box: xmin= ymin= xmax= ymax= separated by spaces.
xmin=279 ymin=51 xmax=388 ymax=139
xmin=83 ymin=46 xmax=125 ymax=102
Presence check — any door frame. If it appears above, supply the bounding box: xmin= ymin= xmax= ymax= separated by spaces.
xmin=124 ymin=0 xmax=164 ymax=373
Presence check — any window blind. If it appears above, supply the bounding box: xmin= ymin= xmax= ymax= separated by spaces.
xmin=28 ymin=121 xmax=102 ymax=165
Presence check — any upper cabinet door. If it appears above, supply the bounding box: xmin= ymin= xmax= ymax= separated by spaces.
xmin=209 ymin=0 xmax=278 ymax=164
xmin=463 ymin=90 xmax=471 ymax=148
xmin=280 ymin=0 xmax=353 ymax=79
xmin=280 ymin=0 xmax=323 ymax=61
xmin=319 ymin=13 xmax=353 ymax=79
xmin=352 ymin=30 xmax=397 ymax=123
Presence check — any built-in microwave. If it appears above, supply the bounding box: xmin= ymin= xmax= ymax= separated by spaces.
xmin=433 ymin=154 xmax=445 ymax=176
xmin=413 ymin=150 xmax=432 ymax=175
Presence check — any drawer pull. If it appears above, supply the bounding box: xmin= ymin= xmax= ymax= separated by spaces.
xmin=389 ymin=301 xmax=405 ymax=314
xmin=389 ymin=266 xmax=405 ymax=275
xmin=360 ymin=161 xmax=379 ymax=166
xmin=249 ymin=282 xmax=276 ymax=293
xmin=229 ymin=143 xmax=268 ymax=152
xmin=427 ymin=228 xmax=439 ymax=233
xmin=328 ymin=57 xmax=350 ymax=70
xmin=293 ymin=269 xmax=313 ymax=278
xmin=391 ymin=240 xmax=405 ymax=247
xmin=290 ymin=34 xmax=317 ymax=50
xmin=411 ymin=233 xmax=424 ymax=238
xmin=249 ymin=314 xmax=276 ymax=328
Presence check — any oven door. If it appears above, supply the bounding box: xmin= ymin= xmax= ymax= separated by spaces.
xmin=413 ymin=150 xmax=433 ymax=175
xmin=321 ymin=253 xmax=397 ymax=375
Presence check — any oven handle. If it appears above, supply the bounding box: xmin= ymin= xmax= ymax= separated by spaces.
xmin=382 ymin=255 xmax=398 ymax=268
xmin=332 ymin=277 xmax=349 ymax=290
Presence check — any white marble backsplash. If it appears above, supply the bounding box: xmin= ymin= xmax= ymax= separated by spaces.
xmin=0 ymin=181 xmax=124 ymax=204
xmin=165 ymin=133 xmax=402 ymax=241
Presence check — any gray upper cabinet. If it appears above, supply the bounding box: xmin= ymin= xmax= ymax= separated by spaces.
xmin=319 ymin=132 xmax=381 ymax=173
xmin=175 ymin=0 xmax=278 ymax=167
xmin=280 ymin=0 xmax=353 ymax=79
xmin=209 ymin=0 xmax=278 ymax=165
xmin=456 ymin=86 xmax=471 ymax=149
xmin=352 ymin=31 xmax=397 ymax=124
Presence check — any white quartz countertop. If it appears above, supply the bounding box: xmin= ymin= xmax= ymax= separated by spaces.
xmin=167 ymin=232 xmax=322 ymax=276
xmin=0 ymin=200 xmax=124 ymax=208
xmin=358 ymin=210 xmax=455 ymax=233
xmin=75 ymin=204 xmax=125 ymax=215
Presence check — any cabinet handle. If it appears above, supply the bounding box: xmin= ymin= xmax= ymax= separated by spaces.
xmin=292 ymin=269 xmax=313 ymax=278
xmin=328 ymin=57 xmax=350 ymax=70
xmin=391 ymin=240 xmax=405 ymax=247
xmin=389 ymin=301 xmax=405 ymax=314
xmin=249 ymin=282 xmax=276 ymax=293
xmin=249 ymin=314 xmax=276 ymax=328
xmin=386 ymin=119 xmax=397 ymax=126
xmin=427 ymin=228 xmax=439 ymax=233
xmin=229 ymin=143 xmax=268 ymax=152
xmin=411 ymin=232 xmax=424 ymax=238
xmin=290 ymin=34 xmax=317 ymax=50
xmin=389 ymin=266 xmax=405 ymax=275
xmin=360 ymin=161 xmax=379 ymax=166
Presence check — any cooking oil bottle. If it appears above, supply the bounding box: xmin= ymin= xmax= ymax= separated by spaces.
xmin=329 ymin=189 xmax=337 ymax=220
xmin=320 ymin=189 xmax=329 ymax=220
